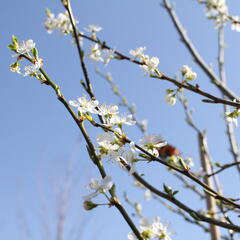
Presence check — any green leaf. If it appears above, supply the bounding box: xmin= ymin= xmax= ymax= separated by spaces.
xmin=10 ymin=62 xmax=20 ymax=72
xmin=11 ymin=35 xmax=18 ymax=44
xmin=173 ymin=190 xmax=179 ymax=196
xmin=32 ymin=48 xmax=38 ymax=59
xmin=45 ymin=8 xmax=51 ymax=16
xmin=8 ymin=44 xmax=17 ymax=51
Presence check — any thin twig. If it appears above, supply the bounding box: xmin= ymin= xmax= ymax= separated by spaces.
xmin=207 ymin=161 xmax=240 ymax=177
xmin=95 ymin=68 xmax=148 ymax=135
xmin=120 ymin=159 xmax=240 ymax=232
xmin=217 ymin=25 xmax=240 ymax=174
xmin=76 ymin=32 xmax=240 ymax=108
xmin=93 ymin=121 xmax=240 ymax=210
xmin=162 ymin=0 xmax=240 ymax=101
xmin=198 ymin=132 xmax=221 ymax=240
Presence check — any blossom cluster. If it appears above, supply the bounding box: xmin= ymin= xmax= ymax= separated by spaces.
xmin=129 ymin=47 xmax=160 ymax=75
xmin=89 ymin=43 xmax=115 ymax=65
xmin=83 ymin=175 xmax=113 ymax=201
xmin=44 ymin=9 xmax=76 ymax=34
xmin=180 ymin=65 xmax=197 ymax=81
xmin=202 ymin=0 xmax=229 ymax=26
xmin=225 ymin=108 xmax=240 ymax=128
xmin=69 ymin=96 xmax=136 ymax=127
xmin=9 ymin=37 xmax=44 ymax=78
xmin=128 ymin=216 xmax=172 ymax=240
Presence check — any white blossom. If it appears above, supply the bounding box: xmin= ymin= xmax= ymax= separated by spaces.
xmin=204 ymin=0 xmax=228 ymax=27
xmin=69 ymin=96 xmax=99 ymax=114
xmin=140 ymin=135 xmax=167 ymax=157
xmin=44 ymin=12 xmax=58 ymax=34
xmin=103 ymin=49 xmax=115 ymax=65
xmin=231 ymin=16 xmax=240 ymax=32
xmin=83 ymin=176 xmax=113 ymax=201
xmin=96 ymin=132 xmax=120 ymax=152
xmin=140 ymin=56 xmax=160 ymax=75
xmin=16 ymin=39 xmax=35 ymax=55
xmin=44 ymin=10 xmax=77 ymax=35
xmin=144 ymin=189 xmax=152 ymax=201
xmin=89 ymin=43 xmax=104 ymax=62
xmin=84 ymin=24 xmax=103 ymax=33
xmin=23 ymin=58 xmax=43 ymax=76
xmin=107 ymin=114 xmax=136 ymax=126
xmin=165 ymin=94 xmax=176 ymax=106
xmin=129 ymin=47 xmax=146 ymax=59
xmin=225 ymin=111 xmax=238 ymax=128
xmin=181 ymin=65 xmax=197 ymax=81
xmin=97 ymin=104 xmax=119 ymax=117
xmin=128 ymin=217 xmax=172 ymax=240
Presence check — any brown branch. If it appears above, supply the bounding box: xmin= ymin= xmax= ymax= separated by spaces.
xmin=162 ymin=0 xmax=240 ymax=102
xmin=76 ymin=32 xmax=240 ymax=108
xmin=217 ymin=25 xmax=240 ymax=175
xmin=198 ymin=132 xmax=221 ymax=240
xmin=207 ymin=161 xmax=240 ymax=177
xmin=120 ymin=159 xmax=240 ymax=232
xmin=93 ymin=122 xmax=240 ymax=210
xmin=152 ymin=74 xmax=240 ymax=108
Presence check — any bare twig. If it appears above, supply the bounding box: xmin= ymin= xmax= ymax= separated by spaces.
xmin=217 ymin=25 xmax=240 ymax=174
xmin=75 ymin=32 xmax=240 ymax=108
xmin=198 ymin=132 xmax=221 ymax=240
xmin=162 ymin=0 xmax=240 ymax=102
xmin=95 ymin=68 xmax=148 ymax=135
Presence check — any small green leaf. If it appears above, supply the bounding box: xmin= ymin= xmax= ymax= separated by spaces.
xmin=32 ymin=48 xmax=38 ymax=59
xmin=8 ymin=44 xmax=17 ymax=51
xmin=11 ymin=35 xmax=18 ymax=44
xmin=45 ymin=8 xmax=51 ymax=16
xmin=10 ymin=62 xmax=20 ymax=72
xmin=173 ymin=190 xmax=179 ymax=196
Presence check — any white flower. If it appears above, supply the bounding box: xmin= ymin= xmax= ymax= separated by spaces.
xmin=16 ymin=39 xmax=35 ymax=55
xmin=97 ymin=104 xmax=119 ymax=116
xmin=141 ymin=120 xmax=148 ymax=132
xmin=129 ymin=47 xmax=146 ymax=59
xmin=127 ymin=232 xmax=137 ymax=240
xmin=57 ymin=12 xmax=74 ymax=34
xmin=121 ymin=142 xmax=138 ymax=174
xmin=225 ymin=111 xmax=238 ymax=128
xmin=44 ymin=10 xmax=77 ymax=35
xmin=140 ymin=135 xmax=166 ymax=147
xmin=140 ymin=135 xmax=167 ymax=157
xmin=140 ymin=56 xmax=159 ymax=75
xmin=140 ymin=217 xmax=172 ymax=240
xmin=144 ymin=189 xmax=152 ymax=201
xmin=69 ymin=96 xmax=99 ymax=114
xmin=23 ymin=58 xmax=43 ymax=76
xmin=96 ymin=132 xmax=120 ymax=151
xmin=83 ymin=176 xmax=113 ymax=201
xmin=181 ymin=65 xmax=197 ymax=81
xmin=107 ymin=114 xmax=136 ymax=126
xmin=89 ymin=43 xmax=104 ymax=62
xmin=128 ymin=217 xmax=172 ymax=240
xmin=103 ymin=49 xmax=115 ymax=65
xmin=84 ymin=24 xmax=103 ymax=33
xmin=44 ymin=12 xmax=58 ymax=34
xmin=231 ymin=16 xmax=240 ymax=32
xmin=165 ymin=94 xmax=176 ymax=106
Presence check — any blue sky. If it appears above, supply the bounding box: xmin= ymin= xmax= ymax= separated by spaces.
xmin=1 ymin=0 xmax=240 ymax=239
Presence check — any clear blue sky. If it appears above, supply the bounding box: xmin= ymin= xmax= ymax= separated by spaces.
xmin=1 ymin=0 xmax=240 ymax=239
